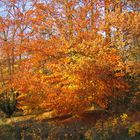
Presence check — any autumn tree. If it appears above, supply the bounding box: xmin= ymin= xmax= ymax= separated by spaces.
xmin=0 ymin=0 xmax=139 ymax=116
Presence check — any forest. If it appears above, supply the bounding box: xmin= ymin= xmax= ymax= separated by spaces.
xmin=0 ymin=0 xmax=140 ymax=140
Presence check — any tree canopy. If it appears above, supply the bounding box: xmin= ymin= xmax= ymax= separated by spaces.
xmin=0 ymin=0 xmax=139 ymax=116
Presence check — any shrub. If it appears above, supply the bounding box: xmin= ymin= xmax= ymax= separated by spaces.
xmin=0 ymin=89 xmax=18 ymax=117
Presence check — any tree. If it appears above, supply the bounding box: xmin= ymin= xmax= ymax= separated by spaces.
xmin=0 ymin=0 xmax=139 ymax=116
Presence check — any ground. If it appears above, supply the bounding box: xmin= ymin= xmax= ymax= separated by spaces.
xmin=0 ymin=110 xmax=140 ymax=140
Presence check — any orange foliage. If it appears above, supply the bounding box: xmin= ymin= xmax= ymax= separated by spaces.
xmin=0 ymin=0 xmax=139 ymax=116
